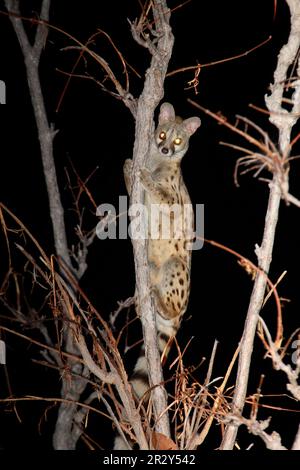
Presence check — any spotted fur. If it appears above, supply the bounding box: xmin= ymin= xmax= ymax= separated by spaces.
xmin=115 ymin=102 xmax=200 ymax=449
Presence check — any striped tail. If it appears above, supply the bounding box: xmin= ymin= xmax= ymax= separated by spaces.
xmin=114 ymin=313 xmax=180 ymax=449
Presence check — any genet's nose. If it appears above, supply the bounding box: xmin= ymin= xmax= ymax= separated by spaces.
xmin=161 ymin=147 xmax=169 ymax=154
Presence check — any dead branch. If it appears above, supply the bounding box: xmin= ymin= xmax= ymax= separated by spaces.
xmin=265 ymin=0 xmax=300 ymax=153
xmin=109 ymin=297 xmax=135 ymax=330
xmin=226 ymin=415 xmax=287 ymax=450
xmin=167 ymin=36 xmax=271 ymax=94
xmin=258 ymin=316 xmax=300 ymax=401
xmin=167 ymin=35 xmax=272 ymax=77
xmin=1 ymin=216 xmax=149 ymax=449
xmin=220 ymin=106 xmax=282 ymax=449
xmin=55 ymin=266 xmax=149 ymax=449
xmin=55 ymin=28 xmax=137 ymax=116
xmin=292 ymin=423 xmax=300 ymax=450
xmin=188 ymin=344 xmax=240 ymax=450
xmin=4 ymin=0 xmax=91 ymax=449
xmin=220 ymin=0 xmax=300 ymax=449
xmin=127 ymin=0 xmax=175 ymax=442
xmin=4 ymin=0 xmax=70 ymax=270
xmin=188 ymin=101 xmax=290 ymax=194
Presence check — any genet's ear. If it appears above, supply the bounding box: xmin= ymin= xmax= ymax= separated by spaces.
xmin=182 ymin=117 xmax=201 ymax=136
xmin=158 ymin=102 xmax=176 ymax=124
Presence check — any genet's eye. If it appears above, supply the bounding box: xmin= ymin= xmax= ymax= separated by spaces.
xmin=159 ymin=131 xmax=166 ymax=140
xmin=174 ymin=137 xmax=182 ymax=145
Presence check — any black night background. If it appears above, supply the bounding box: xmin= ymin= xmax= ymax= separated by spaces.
xmin=0 ymin=0 xmax=299 ymax=460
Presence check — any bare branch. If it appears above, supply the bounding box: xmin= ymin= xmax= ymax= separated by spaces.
xmin=5 ymin=0 xmax=71 ymax=270
xmin=32 ymin=0 xmax=50 ymax=59
xmin=258 ymin=316 xmax=300 ymax=401
xmin=188 ymin=343 xmax=240 ymax=450
xmin=265 ymin=0 xmax=300 ymax=154
xmin=285 ymin=191 xmax=300 ymax=208
xmin=220 ymin=0 xmax=300 ymax=450
xmin=127 ymin=0 xmax=174 ymax=442
xmin=3 ymin=0 xmax=92 ymax=450
xmin=292 ymin=423 xmax=300 ymax=450
xmin=227 ymin=415 xmax=287 ymax=450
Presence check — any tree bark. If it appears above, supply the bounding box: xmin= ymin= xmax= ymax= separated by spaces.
xmin=5 ymin=0 xmax=88 ymax=449
xmin=129 ymin=0 xmax=174 ymax=441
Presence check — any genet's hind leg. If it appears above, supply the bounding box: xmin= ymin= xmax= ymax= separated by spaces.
xmin=152 ymin=256 xmax=190 ymax=320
